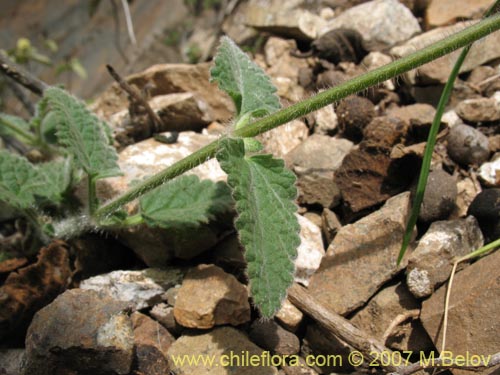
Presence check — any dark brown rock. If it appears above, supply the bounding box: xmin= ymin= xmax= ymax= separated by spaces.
xmin=315 ymin=70 xmax=347 ymax=90
xmin=336 ymin=95 xmax=375 ymax=142
xmin=0 ymin=241 xmax=72 ymax=343
xmin=249 ymin=320 xmax=300 ymax=355
xmin=362 ymin=116 xmax=409 ymax=150
xmin=23 ymin=289 xmax=133 ymax=375
xmin=467 ymin=188 xmax=500 ymax=242
xmin=420 ymin=250 xmax=500 ymax=375
xmin=131 ymin=312 xmax=175 ymax=375
xmin=387 ymin=103 xmax=442 ymax=142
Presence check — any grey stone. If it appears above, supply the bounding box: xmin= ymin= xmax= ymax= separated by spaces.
xmin=173 ymin=264 xmax=251 ymax=329
xmin=447 ymin=124 xmax=490 ymax=166
xmin=320 ymin=0 xmax=421 ymax=50
xmin=23 ymin=289 xmax=133 ymax=375
xmin=456 ymin=97 xmax=500 ymax=123
xmin=313 ymin=103 xmax=338 ymax=136
xmin=249 ymin=320 xmax=300 ymax=355
xmin=407 ymin=216 xmax=484 ymax=298
xmin=417 ymin=169 xmax=457 ymax=222
xmin=420 ymin=250 xmax=500 ymax=375
xmin=391 ymin=21 xmax=500 ymax=84
xmin=167 ymin=326 xmax=279 ymax=374
xmin=307 ymin=192 xmax=413 ymax=315
xmin=350 ymin=283 xmax=433 ymax=351
xmin=79 ymin=268 xmax=184 ymax=310
xmin=0 ymin=349 xmax=24 ymax=375
xmin=150 ymin=303 xmax=183 ymax=336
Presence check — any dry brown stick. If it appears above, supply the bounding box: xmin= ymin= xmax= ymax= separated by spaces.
xmin=0 ymin=52 xmax=49 ymax=96
xmin=288 ymin=283 xmax=402 ymax=373
xmin=106 ymin=64 xmax=163 ymax=132
xmin=389 ymin=352 xmax=500 ymax=375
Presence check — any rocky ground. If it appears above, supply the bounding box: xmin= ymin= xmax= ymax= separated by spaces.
xmin=1 ymin=0 xmax=500 ymax=374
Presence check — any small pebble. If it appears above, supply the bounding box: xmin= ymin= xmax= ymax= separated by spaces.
xmin=467 ymin=188 xmax=500 ymax=242
xmin=336 ymin=95 xmax=375 ymax=142
xmin=417 ymin=169 xmax=457 ymax=222
xmin=446 ymin=124 xmax=490 ymax=165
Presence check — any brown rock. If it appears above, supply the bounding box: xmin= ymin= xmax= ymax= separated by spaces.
xmin=450 ymin=177 xmax=482 ymax=218
xmin=92 ymin=62 xmax=234 ymax=123
xmin=249 ymin=320 xmax=300 ymax=355
xmin=362 ymin=116 xmax=409 ymax=150
xmin=281 ymin=357 xmax=319 ymax=375
xmin=150 ymin=303 xmax=184 ymax=336
xmin=0 ymin=348 xmax=24 ymax=375
xmin=0 ymin=241 xmax=72 ymax=342
xmin=23 ymin=289 xmax=133 ymax=375
xmin=264 ymin=37 xmax=309 ymax=81
xmin=387 ymin=103 xmax=440 ymax=142
xmin=426 ymin=0 xmax=491 ymax=27
xmin=321 ymin=208 xmax=342 ymax=245
xmin=455 ymin=97 xmax=500 ymax=123
xmin=131 ymin=312 xmax=175 ymax=375
xmin=350 ymin=283 xmax=433 ymax=351
xmin=168 ymin=326 xmax=278 ymax=374
xmin=173 ymin=264 xmax=250 ymax=329
xmin=420 ymin=250 xmax=500 ymax=375
xmin=308 ymin=192 xmax=413 ymax=315
xmin=336 ymin=96 xmax=376 ymax=142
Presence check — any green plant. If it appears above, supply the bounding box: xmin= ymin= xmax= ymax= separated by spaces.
xmin=1 ymin=13 xmax=500 ymax=317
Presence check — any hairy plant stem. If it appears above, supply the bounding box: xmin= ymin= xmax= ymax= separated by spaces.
xmin=94 ymin=14 xmax=500 ymax=220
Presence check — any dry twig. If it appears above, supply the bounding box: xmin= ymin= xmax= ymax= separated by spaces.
xmin=0 ymin=52 xmax=49 ymax=95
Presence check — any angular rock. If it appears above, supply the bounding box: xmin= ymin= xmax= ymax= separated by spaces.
xmin=387 ymin=103 xmax=440 ymax=142
xmin=302 ymin=212 xmax=322 ymax=229
xmin=420 ymin=250 xmax=500 ymax=375
xmin=264 ymin=37 xmax=310 ymax=81
xmin=479 ymin=153 xmax=500 ymax=187
xmin=417 ymin=169 xmax=457 ymax=222
xmin=131 ymin=312 xmax=175 ymax=375
xmin=362 ymin=52 xmax=395 ymax=90
xmin=350 ymin=283 xmax=433 ymax=351
xmin=295 ymin=215 xmax=325 ymax=286
xmin=313 ymin=104 xmax=338 ymax=135
xmin=0 ymin=241 xmax=72 ymax=342
xmin=249 ymin=320 xmax=300 ymax=355
xmin=23 ymin=289 xmax=133 ymax=375
xmin=281 ymin=357 xmax=319 ymax=375
xmin=362 ymin=116 xmax=409 ymax=151
xmin=275 ymin=298 xmax=304 ymax=333
xmin=456 ymin=97 xmax=500 ymax=123
xmin=168 ymin=326 xmax=279 ymax=374
xmin=307 ymin=192 xmax=413 ymax=315
xmin=92 ymin=62 xmax=234 ymax=123
xmin=173 ymin=264 xmax=250 ymax=329
xmin=285 ymin=134 xmax=353 ymax=208
xmin=320 ymin=0 xmax=421 ymax=50
xmin=257 ymin=120 xmax=309 ymax=159
xmin=79 ymin=268 xmax=184 ymax=310
xmin=391 ymin=21 xmax=500 ymax=84
xmin=451 ymin=177 xmax=482 ymax=218
xmin=407 ymin=216 xmax=484 ymax=298
xmin=426 ymin=0 xmax=492 ymax=28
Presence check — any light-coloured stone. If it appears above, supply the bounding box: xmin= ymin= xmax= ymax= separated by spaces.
xmin=174 ymin=264 xmax=251 ymax=329
xmin=264 ymin=37 xmax=309 ymax=81
xmin=79 ymin=268 xmax=183 ymax=310
xmin=257 ymin=120 xmax=309 ymax=159
xmin=168 ymin=326 xmax=279 ymax=374
xmin=441 ymin=110 xmax=462 ymax=128
xmin=450 ymin=177 xmax=482 ymax=218
xmin=275 ymin=298 xmax=304 ymax=333
xmin=456 ymin=97 xmax=500 ymax=123
xmin=362 ymin=52 xmax=395 ymax=90
xmin=320 ymin=0 xmax=421 ymax=50
xmin=313 ymin=104 xmax=338 ymax=135
xmin=391 ymin=21 xmax=500 ymax=84
xmin=420 ymin=250 xmax=500 ymax=375
xmin=295 ymin=215 xmax=325 ymax=286
xmin=426 ymin=0 xmax=492 ymax=28
xmin=406 ymin=216 xmax=484 ymax=298
xmin=150 ymin=303 xmax=183 ymax=336
xmin=307 ymin=192 xmax=413 ymax=315
xmin=479 ymin=153 xmax=500 ymax=187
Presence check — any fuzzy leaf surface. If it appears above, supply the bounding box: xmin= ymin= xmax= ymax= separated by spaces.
xmin=0 ymin=151 xmax=44 ymax=209
xmin=44 ymin=87 xmax=121 ymax=179
xmin=36 ymin=158 xmax=73 ymax=203
xmin=216 ymin=138 xmax=300 ymax=317
xmin=210 ymin=36 xmax=280 ymax=120
xmin=139 ymin=175 xmax=233 ymax=228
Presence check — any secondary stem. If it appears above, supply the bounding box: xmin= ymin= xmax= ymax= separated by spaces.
xmin=94 ymin=14 xmax=500 ymax=220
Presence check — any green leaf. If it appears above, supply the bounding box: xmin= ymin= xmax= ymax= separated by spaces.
xmin=36 ymin=158 xmax=73 ymax=204
xmin=216 ymin=138 xmax=300 ymax=317
xmin=210 ymin=36 xmax=280 ymax=120
xmin=0 ymin=150 xmax=44 ymax=209
xmin=139 ymin=175 xmax=233 ymax=228
xmin=0 ymin=113 xmax=35 ymax=144
xmin=44 ymin=87 xmax=121 ymax=180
